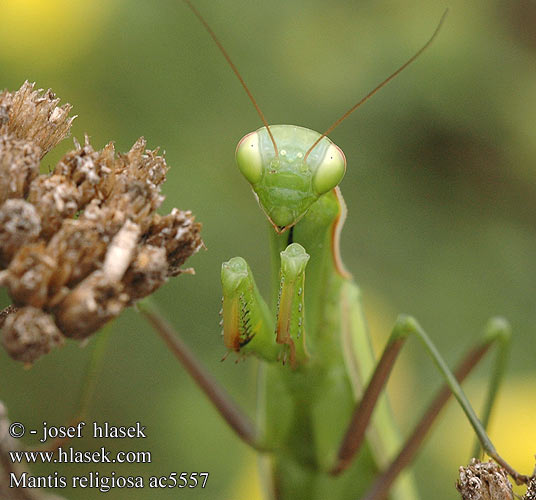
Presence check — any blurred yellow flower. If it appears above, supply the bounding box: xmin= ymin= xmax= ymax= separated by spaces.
xmin=490 ymin=377 xmax=536 ymax=494
xmin=0 ymin=0 xmax=118 ymax=66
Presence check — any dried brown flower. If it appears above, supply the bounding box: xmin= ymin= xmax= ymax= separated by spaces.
xmin=3 ymin=81 xmax=74 ymax=157
xmin=456 ymin=459 xmax=514 ymax=500
xmin=526 ymin=476 xmax=536 ymax=500
xmin=0 ymin=82 xmax=203 ymax=362
xmin=2 ymin=307 xmax=63 ymax=364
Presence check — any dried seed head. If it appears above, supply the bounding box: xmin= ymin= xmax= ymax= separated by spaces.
xmin=0 ymin=90 xmax=12 ymax=127
xmin=27 ymin=174 xmax=80 ymax=239
xmin=0 ymin=199 xmax=41 ymax=266
xmin=457 ymin=459 xmax=514 ymax=500
xmin=0 ymin=82 xmax=203 ymax=359
xmin=525 ymin=476 xmax=536 ymax=500
xmin=145 ymin=208 xmax=204 ymax=276
xmin=55 ymin=271 xmax=129 ymax=340
xmin=0 ymin=133 xmax=41 ymax=204
xmin=46 ymin=218 xmax=108 ymax=295
xmin=1 ymin=306 xmax=64 ymax=363
xmin=523 ymin=462 xmax=536 ymax=500
xmin=123 ymin=245 xmax=168 ymax=302
xmin=3 ymin=242 xmax=57 ymax=308
xmin=5 ymin=81 xmax=75 ymax=157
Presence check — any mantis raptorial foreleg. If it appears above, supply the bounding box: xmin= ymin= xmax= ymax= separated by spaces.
xmin=220 ymin=243 xmax=311 ymax=367
xmin=139 ymin=242 xmax=314 ymax=445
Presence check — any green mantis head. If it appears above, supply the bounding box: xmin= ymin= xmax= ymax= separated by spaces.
xmin=235 ymin=124 xmax=346 ymax=233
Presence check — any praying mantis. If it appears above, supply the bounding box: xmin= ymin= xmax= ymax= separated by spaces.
xmin=0 ymin=2 xmax=533 ymax=500
xmin=139 ymin=1 xmax=530 ymax=499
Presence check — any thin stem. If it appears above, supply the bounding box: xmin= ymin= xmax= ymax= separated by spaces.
xmin=33 ymin=324 xmax=112 ymax=453
xmin=77 ymin=324 xmax=111 ymax=421
xmin=138 ymin=299 xmax=266 ymax=451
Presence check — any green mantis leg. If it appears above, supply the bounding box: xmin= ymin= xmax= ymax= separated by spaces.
xmin=362 ymin=319 xmax=513 ymax=500
xmin=331 ymin=315 xmax=529 ymax=493
xmin=471 ymin=319 xmax=511 ymax=460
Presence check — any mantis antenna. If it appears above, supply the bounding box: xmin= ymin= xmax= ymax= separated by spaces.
xmin=304 ymin=9 xmax=449 ymax=162
xmin=183 ymin=0 xmax=279 ymax=158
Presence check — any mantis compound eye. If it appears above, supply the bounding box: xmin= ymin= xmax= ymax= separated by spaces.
xmin=235 ymin=131 xmax=263 ymax=184
xmin=312 ymin=143 xmax=346 ymax=195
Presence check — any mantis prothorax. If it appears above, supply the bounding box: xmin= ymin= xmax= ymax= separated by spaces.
xmin=140 ymin=2 xmax=530 ymax=498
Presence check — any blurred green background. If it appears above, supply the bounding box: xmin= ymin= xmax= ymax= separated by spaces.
xmin=1 ymin=0 xmax=535 ymax=498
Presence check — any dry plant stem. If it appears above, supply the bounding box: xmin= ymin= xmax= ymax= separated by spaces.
xmin=494 ymin=455 xmax=530 ymax=485
xmin=139 ymin=300 xmax=265 ymax=451
xmin=0 ymin=453 xmax=38 ymax=500
xmin=0 ymin=441 xmax=35 ymax=500
xmin=29 ymin=326 xmax=112 ymax=453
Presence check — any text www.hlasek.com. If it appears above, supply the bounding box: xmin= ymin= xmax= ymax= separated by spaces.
xmin=9 ymin=446 xmax=151 ymax=464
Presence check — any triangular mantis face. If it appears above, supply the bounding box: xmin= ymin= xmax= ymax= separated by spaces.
xmin=236 ymin=124 xmax=346 ymax=232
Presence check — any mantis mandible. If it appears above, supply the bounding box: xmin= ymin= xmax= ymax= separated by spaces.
xmin=140 ymin=2 xmax=529 ymax=498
